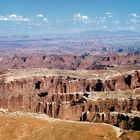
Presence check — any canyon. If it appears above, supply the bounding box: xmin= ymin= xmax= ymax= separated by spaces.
xmin=0 ymin=34 xmax=140 ymax=139
xmin=0 ymin=52 xmax=140 ymax=71
xmin=0 ymin=66 xmax=140 ymax=131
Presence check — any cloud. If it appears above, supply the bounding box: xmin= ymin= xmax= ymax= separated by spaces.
xmin=0 ymin=14 xmax=31 ymax=23
xmin=73 ymin=13 xmax=91 ymax=24
xmin=102 ymin=16 xmax=107 ymax=20
xmin=128 ymin=13 xmax=140 ymax=25
xmin=36 ymin=14 xmax=44 ymax=18
xmin=129 ymin=13 xmax=139 ymax=18
xmin=127 ymin=13 xmax=140 ymax=31
xmin=35 ymin=14 xmax=48 ymax=24
xmin=0 ymin=13 xmax=49 ymax=27
xmin=105 ymin=12 xmax=113 ymax=18
xmin=92 ymin=17 xmax=106 ymax=25
xmin=9 ymin=14 xmax=17 ymax=18
xmin=43 ymin=18 xmax=48 ymax=23
xmin=113 ymin=20 xmax=121 ymax=25
xmin=57 ymin=12 xmax=109 ymax=25
xmin=72 ymin=12 xmax=109 ymax=27
xmin=90 ymin=12 xmax=113 ymax=26
xmin=130 ymin=18 xmax=139 ymax=24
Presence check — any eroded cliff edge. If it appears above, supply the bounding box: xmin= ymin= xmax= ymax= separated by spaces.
xmin=0 ymin=66 xmax=140 ymax=130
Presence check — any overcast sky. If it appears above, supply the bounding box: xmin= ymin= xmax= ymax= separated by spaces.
xmin=0 ymin=0 xmax=140 ymax=35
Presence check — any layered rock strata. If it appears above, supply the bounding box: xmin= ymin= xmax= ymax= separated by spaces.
xmin=0 ymin=69 xmax=140 ymax=130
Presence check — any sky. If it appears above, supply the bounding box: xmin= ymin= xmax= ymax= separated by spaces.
xmin=0 ymin=0 xmax=140 ymax=35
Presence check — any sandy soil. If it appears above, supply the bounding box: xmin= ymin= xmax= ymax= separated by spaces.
xmin=0 ymin=113 xmax=120 ymax=140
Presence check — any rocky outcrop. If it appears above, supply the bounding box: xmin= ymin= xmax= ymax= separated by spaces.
xmin=0 ymin=70 xmax=140 ymax=130
xmin=58 ymin=98 xmax=140 ymax=130
xmin=0 ymin=70 xmax=140 ymax=96
xmin=104 ymin=71 xmax=140 ymax=91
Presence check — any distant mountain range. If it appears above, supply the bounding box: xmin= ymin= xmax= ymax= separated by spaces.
xmin=79 ymin=30 xmax=140 ymax=36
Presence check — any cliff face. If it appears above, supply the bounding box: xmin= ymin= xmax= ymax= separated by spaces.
xmin=104 ymin=71 xmax=140 ymax=91
xmin=58 ymin=98 xmax=140 ymax=130
xmin=0 ymin=70 xmax=140 ymax=99
xmin=0 ymin=70 xmax=140 ymax=130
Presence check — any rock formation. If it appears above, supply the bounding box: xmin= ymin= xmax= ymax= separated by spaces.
xmin=0 ymin=53 xmax=140 ymax=71
xmin=0 ymin=68 xmax=140 ymax=130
